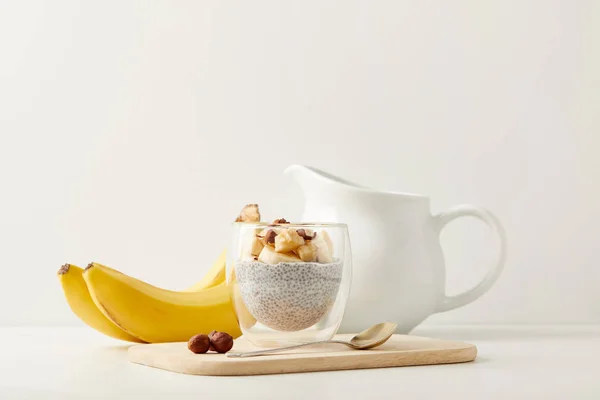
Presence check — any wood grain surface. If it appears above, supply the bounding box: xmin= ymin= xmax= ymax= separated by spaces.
xmin=128 ymin=334 xmax=477 ymax=376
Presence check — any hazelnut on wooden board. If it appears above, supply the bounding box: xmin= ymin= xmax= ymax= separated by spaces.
xmin=188 ymin=334 xmax=210 ymax=354
xmin=208 ymin=330 xmax=217 ymax=351
xmin=210 ymin=331 xmax=234 ymax=353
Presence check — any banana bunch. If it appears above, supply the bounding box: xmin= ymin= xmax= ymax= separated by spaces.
xmin=58 ymin=204 xmax=265 ymax=343
xmin=57 ymin=250 xmax=242 ymax=343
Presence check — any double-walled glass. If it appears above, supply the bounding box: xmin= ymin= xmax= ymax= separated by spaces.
xmin=227 ymin=222 xmax=352 ymax=347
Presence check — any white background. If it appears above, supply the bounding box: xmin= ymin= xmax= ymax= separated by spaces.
xmin=1 ymin=0 xmax=598 ymax=326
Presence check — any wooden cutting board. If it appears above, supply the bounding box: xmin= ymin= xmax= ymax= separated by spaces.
xmin=128 ymin=334 xmax=477 ymax=376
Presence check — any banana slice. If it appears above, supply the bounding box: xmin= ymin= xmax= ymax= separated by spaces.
xmin=320 ymin=230 xmax=334 ymax=254
xmin=312 ymin=233 xmax=333 ymax=263
xmin=274 ymin=228 xmax=305 ymax=253
xmin=295 ymin=242 xmax=318 ymax=262
xmin=258 ymin=246 xmax=302 ymax=265
xmin=316 ymin=246 xmax=333 ymax=263
xmin=239 ymin=229 xmax=258 ymax=260
xmin=250 ymin=237 xmax=264 ymax=256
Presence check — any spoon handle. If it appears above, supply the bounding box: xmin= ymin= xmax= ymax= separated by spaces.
xmin=226 ymin=340 xmax=349 ymax=358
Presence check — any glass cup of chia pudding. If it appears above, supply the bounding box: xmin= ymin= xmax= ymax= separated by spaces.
xmin=227 ymin=219 xmax=352 ymax=347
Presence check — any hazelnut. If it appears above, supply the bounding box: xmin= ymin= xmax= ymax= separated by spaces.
xmin=188 ymin=333 xmax=210 ymax=354
xmin=296 ymin=229 xmax=317 ymax=241
xmin=264 ymin=229 xmax=277 ymax=245
xmin=208 ymin=330 xmax=217 ymax=351
xmin=210 ymin=331 xmax=234 ymax=353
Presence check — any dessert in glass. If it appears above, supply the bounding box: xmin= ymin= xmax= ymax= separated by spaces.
xmin=228 ymin=205 xmax=352 ymax=347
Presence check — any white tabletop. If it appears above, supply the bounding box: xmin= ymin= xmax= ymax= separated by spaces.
xmin=1 ymin=325 xmax=599 ymax=399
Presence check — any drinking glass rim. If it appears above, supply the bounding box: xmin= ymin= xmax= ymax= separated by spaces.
xmin=232 ymin=222 xmax=348 ymax=228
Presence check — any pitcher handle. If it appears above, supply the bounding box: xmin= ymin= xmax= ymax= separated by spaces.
xmin=434 ymin=205 xmax=507 ymax=312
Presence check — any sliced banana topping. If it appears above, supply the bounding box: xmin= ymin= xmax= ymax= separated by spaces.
xmin=250 ymin=237 xmax=264 ymax=257
xmin=274 ymin=228 xmax=305 ymax=253
xmin=295 ymin=242 xmax=318 ymax=262
xmin=320 ymin=230 xmax=334 ymax=254
xmin=311 ymin=232 xmax=334 ymax=263
xmin=235 ymin=206 xmax=335 ymax=265
xmin=258 ymin=246 xmax=302 ymax=265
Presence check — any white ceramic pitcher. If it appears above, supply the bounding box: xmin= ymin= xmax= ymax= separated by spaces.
xmin=285 ymin=165 xmax=507 ymax=333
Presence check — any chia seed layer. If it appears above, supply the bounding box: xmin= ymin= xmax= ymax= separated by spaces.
xmin=235 ymin=260 xmax=343 ymax=332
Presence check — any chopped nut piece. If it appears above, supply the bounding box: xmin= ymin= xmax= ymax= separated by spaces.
xmin=296 ymin=229 xmax=317 ymax=241
xmin=269 ymin=218 xmax=289 ymax=226
xmin=295 ymin=242 xmax=318 ymax=262
xmin=274 ymin=228 xmax=305 ymax=253
xmin=255 ymin=228 xmax=268 ymax=245
xmin=263 ymin=229 xmax=277 ymax=245
xmin=235 ymin=204 xmax=261 ymax=222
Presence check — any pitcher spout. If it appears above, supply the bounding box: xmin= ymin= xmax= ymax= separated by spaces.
xmin=284 ymin=164 xmax=365 ymax=191
xmin=285 ymin=164 xmax=358 ymax=223
xmin=283 ymin=164 xmax=309 ymax=182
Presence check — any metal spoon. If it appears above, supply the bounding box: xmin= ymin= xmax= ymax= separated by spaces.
xmin=227 ymin=322 xmax=397 ymax=358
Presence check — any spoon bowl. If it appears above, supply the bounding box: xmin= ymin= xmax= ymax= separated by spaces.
xmin=348 ymin=322 xmax=398 ymax=349
xmin=227 ymin=322 xmax=398 ymax=358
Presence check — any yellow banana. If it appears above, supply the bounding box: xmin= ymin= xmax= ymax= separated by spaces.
xmin=58 ymin=251 xmax=228 ymax=342
xmin=57 ymin=264 xmax=144 ymax=343
xmin=83 ymin=263 xmax=242 ymax=343
xmin=183 ymin=250 xmax=227 ymax=291
xmin=95 ymin=251 xmax=227 ymax=293
xmin=229 ymin=269 xmax=257 ymax=329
